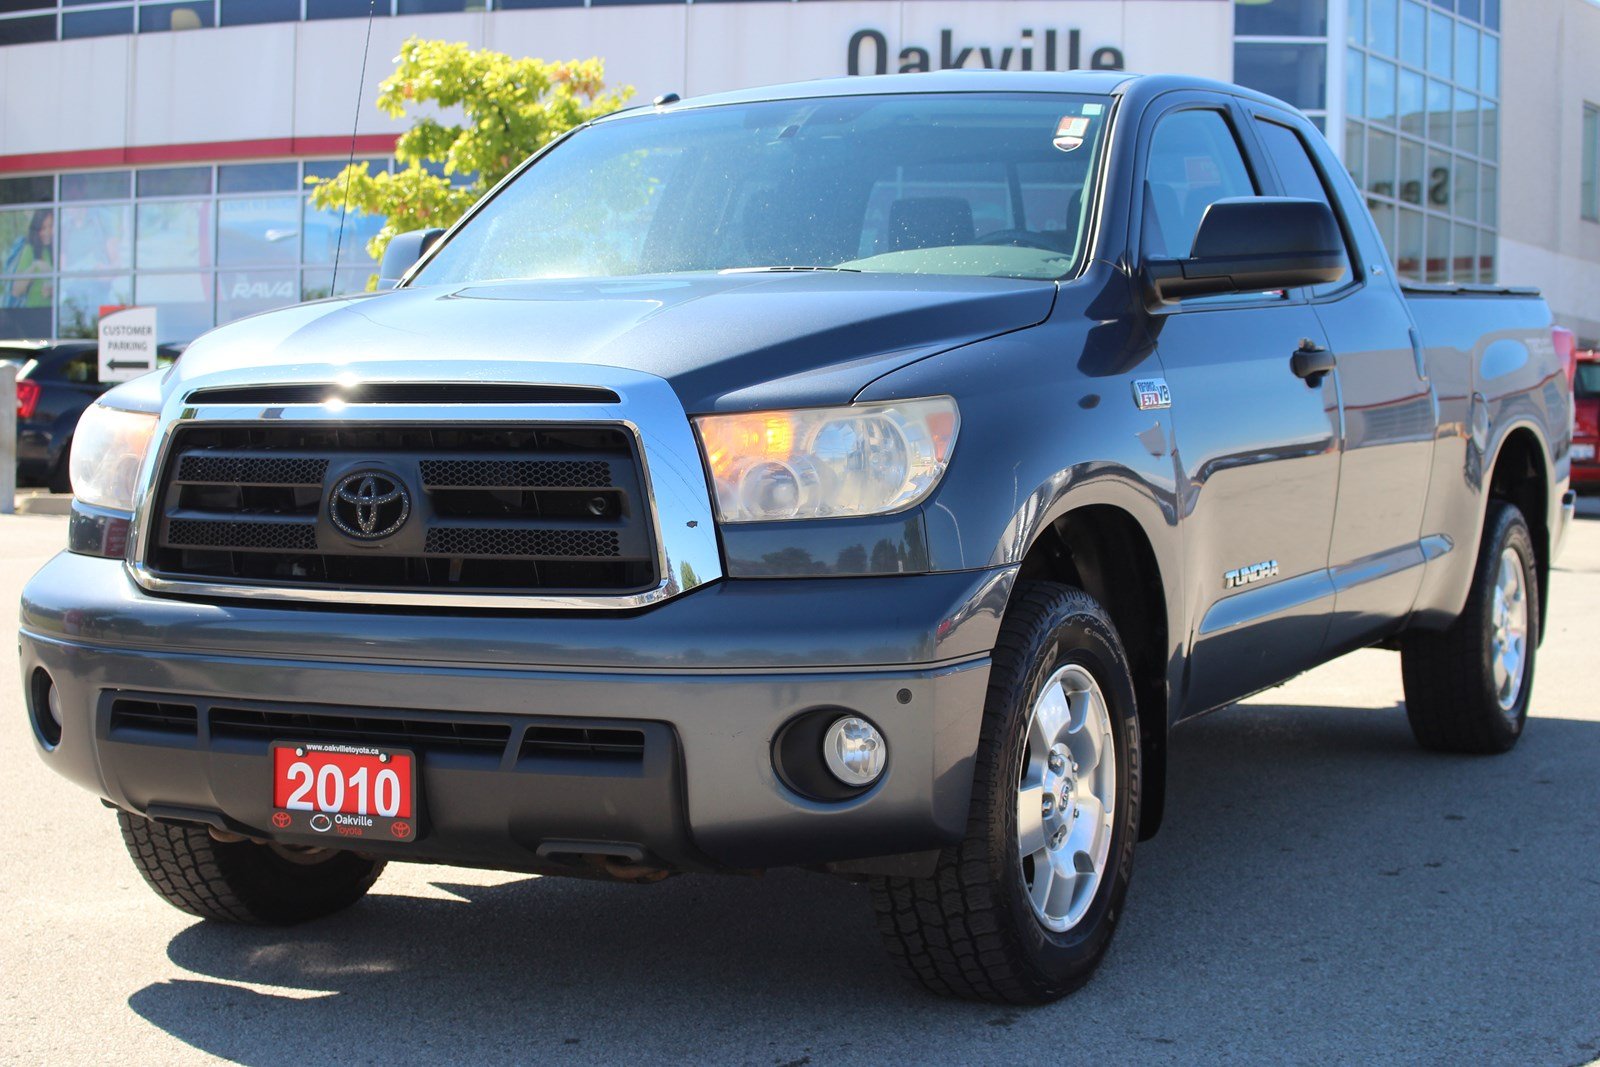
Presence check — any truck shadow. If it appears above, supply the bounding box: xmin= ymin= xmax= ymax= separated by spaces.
xmin=128 ymin=702 xmax=1600 ymax=1065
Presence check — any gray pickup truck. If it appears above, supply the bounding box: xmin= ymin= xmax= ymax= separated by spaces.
xmin=20 ymin=71 xmax=1576 ymax=1003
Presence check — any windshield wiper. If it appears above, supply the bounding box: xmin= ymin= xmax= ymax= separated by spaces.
xmin=719 ymin=265 xmax=862 ymax=274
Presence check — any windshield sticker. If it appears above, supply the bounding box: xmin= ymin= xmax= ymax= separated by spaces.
xmin=1081 ymin=103 xmax=1105 ymax=116
xmin=1054 ymin=115 xmax=1091 ymax=152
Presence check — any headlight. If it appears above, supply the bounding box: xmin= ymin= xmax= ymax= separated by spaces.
xmin=69 ymin=404 xmax=158 ymax=512
xmin=694 ymin=397 xmax=958 ymax=522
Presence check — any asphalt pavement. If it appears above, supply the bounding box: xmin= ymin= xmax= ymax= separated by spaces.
xmin=2 ymin=504 xmax=1598 ymax=1065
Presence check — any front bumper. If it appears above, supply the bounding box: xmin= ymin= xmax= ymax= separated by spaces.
xmin=20 ymin=551 xmax=1012 ymax=873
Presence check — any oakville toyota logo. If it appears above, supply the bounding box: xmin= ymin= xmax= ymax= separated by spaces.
xmin=329 ymin=471 xmax=411 ymax=540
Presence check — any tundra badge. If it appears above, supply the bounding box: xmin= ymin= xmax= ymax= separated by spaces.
xmin=1224 ymin=560 xmax=1279 ymax=589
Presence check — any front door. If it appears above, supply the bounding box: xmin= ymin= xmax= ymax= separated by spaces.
xmin=1132 ymin=99 xmax=1345 ymax=715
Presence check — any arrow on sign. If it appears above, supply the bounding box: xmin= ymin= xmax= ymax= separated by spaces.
xmin=107 ymin=360 xmax=152 ymax=371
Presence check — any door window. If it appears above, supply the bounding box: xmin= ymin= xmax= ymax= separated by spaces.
xmin=1253 ymin=117 xmax=1357 ymax=296
xmin=1141 ymin=109 xmax=1257 ymax=260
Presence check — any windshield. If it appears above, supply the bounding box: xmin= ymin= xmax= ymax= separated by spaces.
xmin=1577 ymin=362 xmax=1600 ymax=399
xmin=413 ymin=92 xmax=1112 ymax=286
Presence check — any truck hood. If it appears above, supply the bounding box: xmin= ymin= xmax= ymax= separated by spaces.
xmin=169 ymin=272 xmax=1056 ymax=412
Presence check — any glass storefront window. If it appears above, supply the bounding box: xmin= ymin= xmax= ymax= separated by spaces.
xmin=1237 ymin=0 xmax=1327 ymax=36
xmin=219 ymin=163 xmax=300 ymax=194
xmin=1367 ymin=128 xmax=1397 ymax=200
xmin=1427 ymin=8 xmax=1452 ymax=80
xmin=1427 ymin=148 xmax=1452 ymax=211
xmin=218 ymin=197 xmax=300 ymax=266
xmin=1425 ymin=214 xmax=1449 ymax=282
xmin=0 ymin=176 xmax=53 ymax=206
xmin=1 ymin=207 xmax=55 ymax=328
xmin=1455 ymin=22 xmax=1478 ymax=91
xmin=1453 ymin=222 xmax=1476 ymax=280
xmin=1234 ymin=43 xmax=1328 ymax=112
xmin=61 ymin=171 xmax=131 ymax=201
xmin=1396 ymin=207 xmax=1424 ymax=278
xmin=135 ymin=272 xmax=212 ymax=340
xmin=220 ymin=0 xmax=300 ymax=26
xmin=1427 ymin=79 xmax=1452 ymax=147
xmin=1455 ymin=157 xmax=1478 ymax=221
xmin=60 ymin=204 xmax=133 ymax=271
xmin=138 ymin=3 xmax=215 ymax=31
xmin=1480 ymin=33 xmax=1498 ymax=98
xmin=1455 ymin=90 xmax=1479 ymax=156
xmin=57 ymin=274 xmax=132 ymax=338
xmin=1399 ymin=69 xmax=1425 ymax=136
xmin=1400 ymin=0 xmax=1426 ymax=68
xmin=301 ymin=199 xmax=383 ymax=268
xmin=137 ymin=167 xmax=211 ymax=198
xmin=136 ymin=200 xmax=214 ymax=269
xmin=1366 ymin=57 xmax=1396 ymax=125
xmin=1347 ymin=48 xmax=1366 ymax=118
xmin=1367 ymin=0 xmax=1396 ymax=56
xmin=1345 ymin=120 xmax=1366 ymax=190
xmin=217 ymin=269 xmax=299 ymax=324
xmin=1399 ymin=137 xmax=1424 ymax=205
xmin=62 ymin=8 xmax=133 ymax=38
xmin=1480 ymin=164 xmax=1497 ymax=228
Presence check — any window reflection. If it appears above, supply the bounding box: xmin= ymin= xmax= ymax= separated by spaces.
xmin=219 ymin=197 xmax=300 ymax=266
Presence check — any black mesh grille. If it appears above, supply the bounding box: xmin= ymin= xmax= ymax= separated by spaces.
xmin=167 ymin=518 xmax=318 ymax=551
xmin=177 ymin=453 xmax=328 ymax=486
xmin=424 ymin=527 xmax=621 ymax=559
xmin=147 ymin=421 xmax=656 ymax=596
xmin=419 ymin=459 xmax=612 ymax=489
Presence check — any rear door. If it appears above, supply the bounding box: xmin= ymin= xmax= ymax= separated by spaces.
xmin=1247 ymin=105 xmax=1439 ymax=653
xmin=1134 ymin=96 xmax=1344 ymax=715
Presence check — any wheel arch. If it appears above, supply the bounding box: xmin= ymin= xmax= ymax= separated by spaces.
xmin=1484 ymin=423 xmax=1552 ymax=639
xmin=1012 ymin=501 xmax=1174 ymax=839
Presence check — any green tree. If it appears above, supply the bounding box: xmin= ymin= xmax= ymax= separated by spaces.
xmin=308 ymin=37 xmax=633 ymax=279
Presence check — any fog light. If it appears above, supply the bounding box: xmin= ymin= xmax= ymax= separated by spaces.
xmin=822 ymin=716 xmax=886 ymax=786
xmin=28 ymin=668 xmax=62 ymax=749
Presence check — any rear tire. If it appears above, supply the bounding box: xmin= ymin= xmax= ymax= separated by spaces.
xmin=117 ymin=811 xmax=385 ymax=924
xmin=1400 ymin=501 xmax=1539 ymax=754
xmin=870 ymin=582 xmax=1140 ymax=1004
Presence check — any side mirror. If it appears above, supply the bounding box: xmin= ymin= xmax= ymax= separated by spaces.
xmin=1144 ymin=197 xmax=1346 ymax=305
xmin=377 ymin=228 xmax=445 ymax=290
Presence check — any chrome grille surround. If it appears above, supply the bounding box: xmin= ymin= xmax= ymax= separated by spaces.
xmin=124 ymin=362 xmax=724 ymax=611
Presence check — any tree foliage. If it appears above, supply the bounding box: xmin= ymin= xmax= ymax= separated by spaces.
xmin=307 ymin=37 xmax=633 ymax=276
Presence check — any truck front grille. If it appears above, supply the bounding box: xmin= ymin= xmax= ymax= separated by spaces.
xmin=145 ymin=422 xmax=658 ymax=597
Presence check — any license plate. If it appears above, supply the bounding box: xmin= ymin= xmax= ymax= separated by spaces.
xmin=1575 ymin=443 xmax=1596 ymax=462
xmin=270 ymin=741 xmax=417 ymax=842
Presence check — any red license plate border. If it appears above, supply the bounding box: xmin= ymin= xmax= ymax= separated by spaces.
xmin=269 ymin=740 xmax=420 ymax=844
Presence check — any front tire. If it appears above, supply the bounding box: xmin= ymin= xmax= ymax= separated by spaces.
xmin=117 ymin=812 xmax=386 ymax=924
xmin=1400 ymin=500 xmax=1539 ymax=754
xmin=871 ymin=582 xmax=1140 ymax=1003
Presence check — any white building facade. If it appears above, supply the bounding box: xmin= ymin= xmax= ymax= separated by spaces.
xmin=0 ymin=0 xmax=1582 ymax=344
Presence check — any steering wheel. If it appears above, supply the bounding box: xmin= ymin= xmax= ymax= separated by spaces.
xmin=975 ymin=229 xmax=1069 ymax=252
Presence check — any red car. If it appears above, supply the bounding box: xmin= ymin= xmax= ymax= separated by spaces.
xmin=1575 ymin=349 xmax=1599 ymax=490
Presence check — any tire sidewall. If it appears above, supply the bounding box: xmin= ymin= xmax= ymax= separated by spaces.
xmin=993 ymin=593 xmax=1140 ymax=988
xmin=1476 ymin=505 xmax=1540 ymax=740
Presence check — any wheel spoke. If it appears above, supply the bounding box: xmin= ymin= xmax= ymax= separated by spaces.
xmin=1031 ymin=681 xmax=1071 ymax=750
xmin=1065 ymin=693 xmax=1105 ymax=774
xmin=1017 ymin=783 xmax=1048 ymax=859
xmin=1064 ymin=795 xmax=1107 ymax=864
xmin=1028 ymin=857 xmax=1056 ymax=913
xmin=1044 ymin=852 xmax=1080 ymax=917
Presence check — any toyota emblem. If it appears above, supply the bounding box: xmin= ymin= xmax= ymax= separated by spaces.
xmin=329 ymin=471 xmax=411 ymax=540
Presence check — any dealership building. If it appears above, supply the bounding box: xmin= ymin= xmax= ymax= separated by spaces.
xmin=1 ymin=0 xmax=1599 ymax=344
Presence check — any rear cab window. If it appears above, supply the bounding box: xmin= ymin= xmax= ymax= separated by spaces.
xmin=1251 ymin=117 xmax=1358 ymax=298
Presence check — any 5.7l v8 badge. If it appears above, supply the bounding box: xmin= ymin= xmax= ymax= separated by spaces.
xmin=1132 ymin=377 xmax=1171 ymax=411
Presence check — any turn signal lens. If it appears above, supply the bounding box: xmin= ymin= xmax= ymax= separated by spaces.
xmin=693 ymin=397 xmax=959 ymax=522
